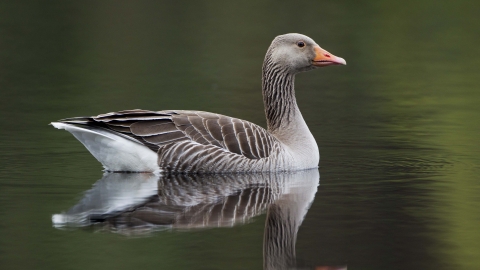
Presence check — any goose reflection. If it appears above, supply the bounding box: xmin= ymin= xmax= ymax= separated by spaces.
xmin=53 ymin=170 xmax=345 ymax=270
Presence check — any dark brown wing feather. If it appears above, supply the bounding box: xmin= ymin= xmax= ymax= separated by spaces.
xmin=59 ymin=109 xmax=275 ymax=159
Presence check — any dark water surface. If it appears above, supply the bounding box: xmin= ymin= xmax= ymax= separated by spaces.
xmin=1 ymin=1 xmax=479 ymax=269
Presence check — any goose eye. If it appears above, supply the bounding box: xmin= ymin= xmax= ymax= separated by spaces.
xmin=297 ymin=41 xmax=305 ymax=48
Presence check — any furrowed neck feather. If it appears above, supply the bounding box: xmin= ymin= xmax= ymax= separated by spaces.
xmin=262 ymin=53 xmax=298 ymax=132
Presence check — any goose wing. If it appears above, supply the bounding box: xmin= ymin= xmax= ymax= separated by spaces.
xmin=60 ymin=109 xmax=278 ymax=160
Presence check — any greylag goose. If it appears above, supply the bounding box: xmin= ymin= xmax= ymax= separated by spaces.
xmin=51 ymin=33 xmax=346 ymax=173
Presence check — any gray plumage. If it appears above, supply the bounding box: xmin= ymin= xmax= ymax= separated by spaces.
xmin=51 ymin=33 xmax=346 ymax=173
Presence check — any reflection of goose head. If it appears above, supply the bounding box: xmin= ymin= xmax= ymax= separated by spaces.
xmin=53 ymin=170 xmax=323 ymax=269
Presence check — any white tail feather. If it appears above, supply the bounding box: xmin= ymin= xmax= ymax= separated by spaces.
xmin=51 ymin=122 xmax=159 ymax=172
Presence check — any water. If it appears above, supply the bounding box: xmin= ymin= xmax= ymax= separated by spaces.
xmin=1 ymin=1 xmax=479 ymax=269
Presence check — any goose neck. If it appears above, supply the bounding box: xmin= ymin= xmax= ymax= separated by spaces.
xmin=262 ymin=61 xmax=298 ymax=132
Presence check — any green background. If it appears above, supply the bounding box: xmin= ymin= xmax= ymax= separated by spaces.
xmin=0 ymin=1 xmax=479 ymax=269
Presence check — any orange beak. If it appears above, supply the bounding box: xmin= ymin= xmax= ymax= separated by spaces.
xmin=312 ymin=45 xmax=346 ymax=67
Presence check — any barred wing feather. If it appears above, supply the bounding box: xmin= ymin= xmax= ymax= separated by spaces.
xmin=58 ymin=109 xmax=281 ymax=172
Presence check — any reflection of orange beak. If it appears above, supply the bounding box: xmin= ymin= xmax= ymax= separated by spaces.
xmin=312 ymin=45 xmax=346 ymax=67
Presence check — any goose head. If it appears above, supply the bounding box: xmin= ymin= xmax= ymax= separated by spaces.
xmin=267 ymin=33 xmax=346 ymax=74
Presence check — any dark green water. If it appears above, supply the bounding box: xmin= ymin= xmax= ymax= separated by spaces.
xmin=1 ymin=1 xmax=479 ymax=269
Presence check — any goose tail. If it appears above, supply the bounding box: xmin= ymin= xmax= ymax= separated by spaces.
xmin=51 ymin=122 xmax=160 ymax=173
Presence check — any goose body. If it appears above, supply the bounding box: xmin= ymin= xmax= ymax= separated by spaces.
xmin=52 ymin=33 xmax=346 ymax=173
